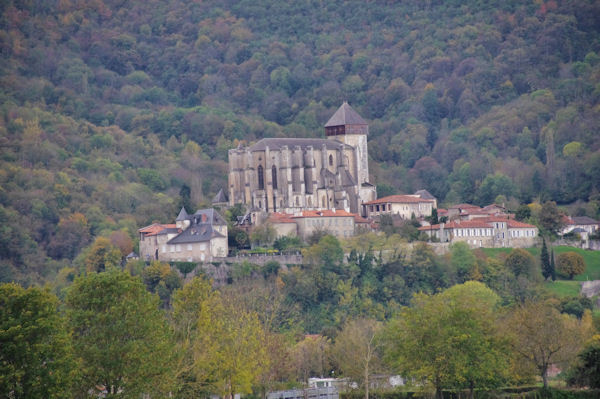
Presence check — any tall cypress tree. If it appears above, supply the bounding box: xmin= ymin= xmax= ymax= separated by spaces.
xmin=541 ymin=239 xmax=551 ymax=280
xmin=550 ymin=248 xmax=556 ymax=281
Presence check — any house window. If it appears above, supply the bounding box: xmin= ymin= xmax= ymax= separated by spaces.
xmin=329 ymin=154 xmax=333 ymax=166
xmin=161 ymin=245 xmax=166 ymax=253
xmin=258 ymin=165 xmax=264 ymax=190
xmin=187 ymin=244 xmax=192 ymax=251
xmin=176 ymin=245 xmax=181 ymax=252
xmin=272 ymin=166 xmax=277 ymax=189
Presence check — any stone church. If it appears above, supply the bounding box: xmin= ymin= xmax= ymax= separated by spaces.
xmin=228 ymin=102 xmax=376 ymax=216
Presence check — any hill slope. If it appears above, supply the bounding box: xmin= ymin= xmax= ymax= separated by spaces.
xmin=1 ymin=0 xmax=599 ymax=282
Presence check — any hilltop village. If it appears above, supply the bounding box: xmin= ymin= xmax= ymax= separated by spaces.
xmin=138 ymin=103 xmax=598 ymax=263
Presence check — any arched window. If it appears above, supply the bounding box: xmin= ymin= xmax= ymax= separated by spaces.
xmin=272 ymin=165 xmax=277 ymax=189
xmin=329 ymin=154 xmax=333 ymax=166
xmin=258 ymin=165 xmax=264 ymax=190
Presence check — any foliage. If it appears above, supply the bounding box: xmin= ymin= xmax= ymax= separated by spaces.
xmin=557 ymin=252 xmax=586 ymax=280
xmin=384 ymin=282 xmax=510 ymax=398
xmin=84 ymin=237 xmax=122 ymax=273
xmin=504 ymin=248 xmax=539 ymax=280
xmin=66 ymin=270 xmax=176 ymax=398
xmin=504 ymin=301 xmax=588 ymax=388
xmin=567 ymin=335 xmax=600 ymax=389
xmin=331 ymin=318 xmax=384 ymax=399
xmin=142 ymin=260 xmax=182 ymax=307
xmin=0 ymin=283 xmax=75 ymax=399
xmin=171 ymin=276 xmax=221 ymax=398
xmin=540 ymin=239 xmax=553 ymax=281
xmin=2 ymin=0 xmax=600 ymax=285
xmin=539 ymin=202 xmax=565 ymax=236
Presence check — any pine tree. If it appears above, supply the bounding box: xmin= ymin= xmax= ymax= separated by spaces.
xmin=541 ymin=239 xmax=551 ymax=280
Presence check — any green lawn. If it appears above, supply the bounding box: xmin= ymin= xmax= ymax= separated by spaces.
xmin=480 ymin=246 xmax=600 ymax=281
xmin=542 ymin=280 xmax=582 ymax=298
xmin=480 ymin=246 xmax=600 ymax=298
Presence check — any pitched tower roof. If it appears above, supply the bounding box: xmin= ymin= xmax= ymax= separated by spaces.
xmin=175 ymin=207 xmax=189 ymax=221
xmin=325 ymin=102 xmax=367 ymax=127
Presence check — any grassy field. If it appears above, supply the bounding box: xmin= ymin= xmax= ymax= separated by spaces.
xmin=480 ymin=246 xmax=600 ymax=280
xmin=480 ymin=246 xmax=600 ymax=298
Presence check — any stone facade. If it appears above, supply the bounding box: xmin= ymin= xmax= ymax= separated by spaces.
xmin=228 ymin=102 xmax=376 ymax=217
xmin=363 ymin=194 xmax=435 ymax=219
xmin=419 ymin=217 xmax=539 ymax=248
xmin=139 ymin=208 xmax=228 ymax=262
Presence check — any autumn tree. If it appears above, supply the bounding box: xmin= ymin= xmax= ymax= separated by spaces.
xmin=291 ymin=334 xmax=332 ymax=384
xmin=505 ymin=301 xmax=587 ymax=388
xmin=504 ymin=248 xmax=538 ymax=280
xmin=173 ymin=277 xmax=267 ymax=398
xmin=385 ymin=282 xmax=510 ymax=399
xmin=84 ymin=237 xmax=122 ymax=273
xmin=0 ymin=283 xmax=75 ymax=399
xmin=557 ymin=251 xmax=586 ymax=279
xmin=171 ymin=276 xmax=222 ymax=398
xmin=331 ymin=318 xmax=384 ymax=399
xmin=66 ymin=270 xmax=176 ymax=398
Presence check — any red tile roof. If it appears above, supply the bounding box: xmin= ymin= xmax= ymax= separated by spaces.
xmin=419 ymin=217 xmax=537 ymax=231
xmin=268 ymin=212 xmax=296 ymax=223
xmin=449 ymin=203 xmax=480 ymax=209
xmin=138 ymin=223 xmax=177 ymax=236
xmin=294 ymin=209 xmax=357 ymax=218
xmin=364 ymin=195 xmax=434 ymax=205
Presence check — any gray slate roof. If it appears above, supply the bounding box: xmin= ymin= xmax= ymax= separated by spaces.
xmin=414 ymin=189 xmax=436 ymax=200
xmin=212 ymin=189 xmax=228 ymax=204
xmin=325 ymin=102 xmax=367 ymax=127
xmin=176 ymin=207 xmax=189 ymax=221
xmin=167 ymin=224 xmax=225 ymax=244
xmin=571 ymin=216 xmax=599 ymax=225
xmin=191 ymin=208 xmax=227 ymax=226
xmin=248 ymin=137 xmax=352 ymax=152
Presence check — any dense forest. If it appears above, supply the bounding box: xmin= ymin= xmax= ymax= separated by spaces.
xmin=1 ymin=1 xmax=600 ymax=279
xmin=2 ymin=2 xmax=600 ymax=397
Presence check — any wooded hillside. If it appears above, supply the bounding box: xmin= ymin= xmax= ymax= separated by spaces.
xmin=1 ymin=0 xmax=599 ymax=282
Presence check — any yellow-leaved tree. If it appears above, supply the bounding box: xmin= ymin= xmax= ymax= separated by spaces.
xmin=172 ymin=277 xmax=267 ymax=399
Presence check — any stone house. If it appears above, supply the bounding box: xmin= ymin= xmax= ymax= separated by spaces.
xmin=266 ymin=209 xmax=364 ymax=241
xmin=419 ymin=217 xmax=538 ymax=248
xmin=139 ymin=208 xmax=228 ymax=262
xmin=362 ymin=194 xmax=435 ymax=220
xmin=561 ymin=216 xmax=599 ymax=235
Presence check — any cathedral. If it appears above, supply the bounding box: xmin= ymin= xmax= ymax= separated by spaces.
xmin=228 ymin=102 xmax=376 ymax=216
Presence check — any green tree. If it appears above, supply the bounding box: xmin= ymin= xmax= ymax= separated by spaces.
xmin=0 ymin=283 xmax=74 ymax=399
xmin=194 ymin=297 xmax=267 ymax=398
xmin=540 ymin=239 xmax=553 ymax=280
xmin=250 ymin=223 xmax=276 ymax=247
xmin=66 ymin=270 xmax=176 ymax=398
xmin=567 ymin=335 xmax=600 ymax=388
xmin=385 ymin=282 xmax=509 ymax=399
xmin=557 ymin=251 xmax=586 ymax=280
xmin=504 ymin=248 xmax=538 ymax=280
xmin=539 ymin=201 xmax=564 ymax=236
xmin=505 ymin=301 xmax=587 ymax=388
xmin=515 ymin=204 xmax=531 ymax=222
xmin=449 ymin=242 xmax=477 ymax=282
xmin=171 ymin=276 xmax=221 ymax=398
xmin=332 ymin=318 xmax=383 ymax=399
